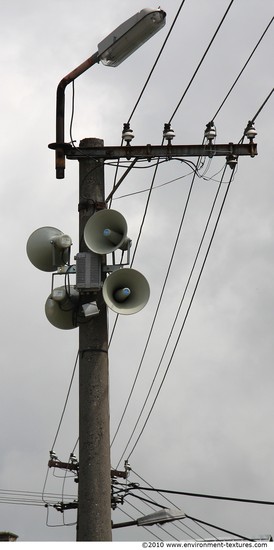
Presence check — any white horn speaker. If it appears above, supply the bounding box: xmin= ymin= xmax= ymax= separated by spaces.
xmin=102 ymin=268 xmax=150 ymax=315
xmin=27 ymin=226 xmax=72 ymax=272
xmin=45 ymin=286 xmax=79 ymax=329
xmin=84 ymin=209 xmax=130 ymax=254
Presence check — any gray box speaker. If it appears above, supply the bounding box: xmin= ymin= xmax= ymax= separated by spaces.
xmin=75 ymin=252 xmax=102 ymax=291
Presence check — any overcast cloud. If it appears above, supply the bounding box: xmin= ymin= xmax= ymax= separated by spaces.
xmin=0 ymin=0 xmax=273 ymax=543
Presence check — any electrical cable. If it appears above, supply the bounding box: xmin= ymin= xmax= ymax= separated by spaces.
xmin=113 ymin=160 xmax=224 ymax=458
xmin=169 ymin=0 xmax=235 ymax=123
xmin=127 ymin=471 xmax=259 ymax=541
xmin=50 ymin=350 xmax=79 ymax=452
xmin=211 ymin=17 xmax=274 ymax=120
xmin=130 ymin=469 xmax=212 ymax=541
xmin=125 ymin=165 xmax=234 ymax=461
xmin=250 ymin=87 xmax=274 ymax=123
xmin=62 ymin=9 xmax=273 ymax=535
xmin=127 ymin=0 xmax=188 ymax=124
xmin=126 ymin=493 xmax=201 ymax=540
xmin=41 ymin=350 xmax=79 ymax=505
xmin=109 ymin=0 xmax=188 ymax=209
xmin=0 ymin=489 xmax=77 ymax=507
xmin=114 ymin=175 xmax=226 ymax=467
xmin=131 ymin=484 xmax=274 ymax=507
xmin=115 ymin=84 xmax=272 ymax=457
xmin=123 ymin=0 xmax=235 ymax=264
xmin=111 ymin=152 xmax=202 ymax=449
xmin=109 ymin=1 xmax=241 ymax=430
xmin=185 ymin=515 xmax=253 ymax=542
xmin=110 ymin=0 xmax=192 ymax=262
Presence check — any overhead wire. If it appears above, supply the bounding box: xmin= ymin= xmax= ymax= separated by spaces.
xmin=126 ymin=493 xmax=202 ymax=541
xmin=113 ymin=159 xmax=226 ymax=462
xmin=127 ymin=0 xmax=188 ymax=124
xmin=50 ymin=350 xmax=79 ymax=453
xmin=112 ymin=87 xmax=273 ymax=529
xmin=185 ymin=515 xmax=253 ymax=542
xmin=52 ymin=6 xmax=273 ymax=536
xmin=168 ymin=0 xmax=235 ymax=123
xmin=130 ymin=469 xmax=214 ymax=541
xmin=41 ymin=350 xmax=79 ymax=504
xmin=130 ymin=483 xmax=274 ymax=507
xmin=123 ymin=165 xmax=234 ymax=461
xmin=211 ymin=16 xmax=274 ymax=120
xmin=127 ymin=470 xmax=261 ymax=540
xmin=128 ymin=0 xmax=236 ymax=262
xmin=0 ymin=488 xmax=77 ymax=508
xmin=108 ymin=0 xmax=188 ymax=210
xmin=111 ymin=8 xmax=272 ymax=456
xmin=110 ymin=0 xmax=239 ymax=438
xmin=250 ymin=87 xmax=274 ymax=123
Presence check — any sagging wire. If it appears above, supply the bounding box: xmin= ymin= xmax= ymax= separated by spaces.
xmin=168 ymin=0 xmax=236 ymax=124
xmin=123 ymin=164 xmax=235 ymax=462
xmin=111 ymin=149 xmax=203 ymax=451
xmin=113 ymin=86 xmax=269 ymax=456
xmin=129 ymin=469 xmax=211 ymax=541
xmin=212 ymin=17 xmax=274 ymax=121
xmin=113 ymin=159 xmax=226 ymax=463
xmin=185 ymin=515 xmax=253 ymax=542
xmin=41 ymin=351 xmax=79 ymax=507
xmin=127 ymin=0 xmax=188 ymax=124
xmin=128 ymin=470 xmax=256 ymax=541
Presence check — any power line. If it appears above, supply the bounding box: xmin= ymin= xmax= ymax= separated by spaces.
xmin=50 ymin=350 xmax=79 ymax=452
xmin=130 ymin=469 xmax=214 ymax=541
xmin=113 ymin=152 xmax=221 ymax=459
xmin=127 ymin=0 xmax=188 ymax=124
xmin=131 ymin=485 xmax=274 ymax=507
xmin=185 ymin=515 xmax=253 ymax=542
xmin=111 ymin=0 xmax=245 ymax=448
xmin=251 ymin=87 xmax=274 ymax=124
xmin=125 ymin=166 xmax=234 ymax=460
xmin=169 ymin=0 xmax=235 ymax=123
xmin=212 ymin=17 xmax=274 ymax=120
xmin=108 ymin=0 xmax=188 ymax=209
xmin=114 ymin=84 xmax=271 ymax=457
xmin=127 ymin=493 xmax=203 ymax=541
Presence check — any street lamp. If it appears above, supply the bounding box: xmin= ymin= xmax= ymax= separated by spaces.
xmin=112 ymin=508 xmax=186 ymax=529
xmin=49 ymin=8 xmax=166 ymax=179
xmin=46 ymin=7 xmax=167 ymax=542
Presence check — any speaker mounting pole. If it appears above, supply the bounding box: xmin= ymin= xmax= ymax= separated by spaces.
xmin=77 ymin=137 xmax=112 ymax=541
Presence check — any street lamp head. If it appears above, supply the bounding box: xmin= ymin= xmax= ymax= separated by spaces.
xmin=112 ymin=508 xmax=186 ymax=529
xmin=137 ymin=508 xmax=186 ymax=527
xmin=51 ymin=7 xmax=166 ymax=178
xmin=98 ymin=8 xmax=166 ymax=67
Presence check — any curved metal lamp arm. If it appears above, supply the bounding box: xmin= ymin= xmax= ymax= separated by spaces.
xmin=50 ymin=51 xmax=99 ymax=179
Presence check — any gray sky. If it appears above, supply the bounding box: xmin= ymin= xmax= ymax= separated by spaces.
xmin=0 ymin=0 xmax=273 ymax=543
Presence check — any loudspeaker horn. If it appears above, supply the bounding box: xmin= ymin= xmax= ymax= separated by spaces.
xmin=27 ymin=226 xmax=72 ymax=272
xmin=45 ymin=286 xmax=79 ymax=330
xmin=102 ymin=268 xmax=150 ymax=315
xmin=84 ymin=209 xmax=131 ymax=254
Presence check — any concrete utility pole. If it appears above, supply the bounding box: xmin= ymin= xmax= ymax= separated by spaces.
xmin=77 ymin=138 xmax=112 ymax=541
xmin=68 ymin=136 xmax=256 ymax=542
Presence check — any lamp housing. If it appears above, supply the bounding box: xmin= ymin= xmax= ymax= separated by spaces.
xmin=137 ymin=508 xmax=186 ymax=527
xmin=98 ymin=8 xmax=166 ymax=67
